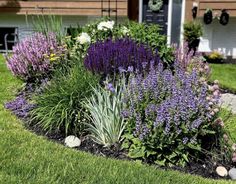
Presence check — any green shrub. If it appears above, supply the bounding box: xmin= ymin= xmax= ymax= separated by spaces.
xmin=183 ymin=21 xmax=203 ymax=43
xmin=126 ymin=21 xmax=174 ymax=63
xmin=83 ymin=77 xmax=126 ymax=147
xmin=31 ymin=62 xmax=99 ymax=135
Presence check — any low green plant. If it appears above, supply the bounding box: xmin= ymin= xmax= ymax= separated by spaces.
xmin=184 ymin=21 xmax=203 ymax=43
xmin=31 ymin=62 xmax=99 ymax=135
xmin=205 ymin=50 xmax=224 ymax=63
xmin=83 ymin=77 xmax=126 ymax=147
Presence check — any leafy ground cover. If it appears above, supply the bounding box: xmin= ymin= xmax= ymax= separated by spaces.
xmin=210 ymin=64 xmax=236 ymax=93
xmin=0 ymin=56 xmax=235 ymax=184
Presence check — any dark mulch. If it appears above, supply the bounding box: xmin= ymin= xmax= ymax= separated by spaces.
xmin=24 ymin=121 xmax=234 ymax=180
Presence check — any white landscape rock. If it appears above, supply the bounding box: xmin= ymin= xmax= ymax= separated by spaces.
xmin=216 ymin=166 xmax=228 ymax=177
xmin=229 ymin=168 xmax=236 ymax=180
xmin=65 ymin=135 xmax=81 ymax=148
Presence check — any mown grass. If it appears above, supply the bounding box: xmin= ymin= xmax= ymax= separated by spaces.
xmin=210 ymin=64 xmax=236 ymax=93
xmin=0 ymin=54 xmax=235 ymax=184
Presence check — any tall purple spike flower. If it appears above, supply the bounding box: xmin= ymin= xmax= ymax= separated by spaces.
xmin=84 ymin=38 xmax=160 ymax=75
xmin=123 ymin=60 xmax=220 ymax=142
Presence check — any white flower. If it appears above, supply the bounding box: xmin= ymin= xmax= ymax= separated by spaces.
xmin=97 ymin=20 xmax=115 ymax=31
xmin=76 ymin=32 xmax=91 ymax=44
xmin=121 ymin=26 xmax=130 ymax=35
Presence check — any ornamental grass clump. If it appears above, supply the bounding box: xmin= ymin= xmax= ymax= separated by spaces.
xmin=31 ymin=63 xmax=99 ymax=136
xmin=84 ymin=38 xmax=160 ymax=75
xmin=7 ymin=32 xmax=66 ymax=82
xmin=122 ymin=61 xmax=222 ymax=167
xmin=83 ymin=77 xmax=126 ymax=147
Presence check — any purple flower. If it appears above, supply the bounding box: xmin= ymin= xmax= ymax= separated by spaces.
xmin=123 ymin=59 xmax=220 ymax=143
xmin=6 ymin=33 xmax=66 ymax=81
xmin=84 ymin=38 xmax=160 ymax=75
xmin=106 ymin=83 xmax=115 ymax=93
xmin=183 ymin=137 xmax=189 ymax=144
xmin=4 ymin=95 xmax=35 ymax=119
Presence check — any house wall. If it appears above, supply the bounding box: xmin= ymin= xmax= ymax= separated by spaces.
xmin=185 ymin=0 xmax=236 ymax=21
xmin=198 ymin=18 xmax=236 ymax=58
xmin=185 ymin=0 xmax=236 ymax=57
xmin=0 ymin=14 xmax=102 ymax=42
xmin=0 ymin=0 xmax=128 ymax=16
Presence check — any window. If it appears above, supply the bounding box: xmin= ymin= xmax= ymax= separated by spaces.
xmin=0 ymin=27 xmax=18 ymax=51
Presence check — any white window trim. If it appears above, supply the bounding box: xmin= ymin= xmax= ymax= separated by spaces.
xmin=167 ymin=0 xmax=173 ymax=45
xmin=180 ymin=0 xmax=186 ymax=47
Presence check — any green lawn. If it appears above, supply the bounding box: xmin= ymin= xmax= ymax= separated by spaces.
xmin=0 ymin=55 xmax=235 ymax=184
xmin=210 ymin=64 xmax=236 ymax=93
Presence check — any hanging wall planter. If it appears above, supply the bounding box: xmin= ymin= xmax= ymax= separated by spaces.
xmin=148 ymin=0 xmax=163 ymax=12
xmin=204 ymin=9 xmax=213 ymax=24
xmin=220 ymin=9 xmax=229 ymax=25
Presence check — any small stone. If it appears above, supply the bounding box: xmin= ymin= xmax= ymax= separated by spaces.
xmin=65 ymin=135 xmax=81 ymax=148
xmin=229 ymin=168 xmax=236 ymax=180
xmin=216 ymin=166 xmax=228 ymax=177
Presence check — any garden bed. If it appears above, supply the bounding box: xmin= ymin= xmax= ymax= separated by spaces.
xmin=3 ymin=18 xmax=236 ymax=182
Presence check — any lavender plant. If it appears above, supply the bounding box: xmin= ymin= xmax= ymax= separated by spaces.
xmin=122 ymin=61 xmax=222 ymax=167
xmin=84 ymin=38 xmax=160 ymax=75
xmin=6 ymin=32 xmax=66 ymax=82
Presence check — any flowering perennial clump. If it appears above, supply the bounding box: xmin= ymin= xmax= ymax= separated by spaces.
xmin=7 ymin=33 xmax=66 ymax=81
xmin=122 ymin=61 xmax=221 ymax=166
xmin=5 ymin=95 xmax=35 ymax=119
xmin=84 ymin=38 xmax=160 ymax=75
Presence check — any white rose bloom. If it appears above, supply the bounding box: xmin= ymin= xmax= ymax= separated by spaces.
xmin=97 ymin=22 xmax=104 ymax=30
xmin=122 ymin=26 xmax=130 ymax=35
xmin=97 ymin=20 xmax=115 ymax=31
xmin=76 ymin=32 xmax=91 ymax=44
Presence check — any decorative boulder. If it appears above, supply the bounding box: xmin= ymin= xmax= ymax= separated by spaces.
xmin=216 ymin=166 xmax=228 ymax=177
xmin=229 ymin=168 xmax=236 ymax=180
xmin=65 ymin=135 xmax=81 ymax=148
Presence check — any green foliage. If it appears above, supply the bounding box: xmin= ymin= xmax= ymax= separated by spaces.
xmin=66 ymin=19 xmax=174 ymax=64
xmin=31 ymin=62 xmax=99 ymax=135
xmin=184 ymin=21 xmax=203 ymax=42
xmin=32 ymin=15 xmax=65 ymax=42
xmin=83 ymin=77 xmax=126 ymax=147
xmin=126 ymin=21 xmax=174 ymax=63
